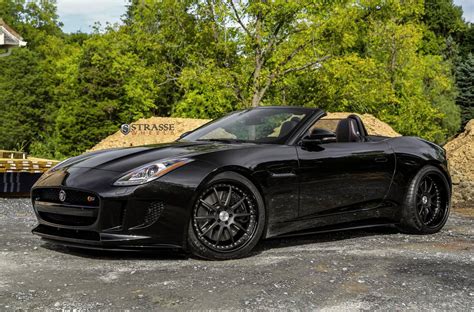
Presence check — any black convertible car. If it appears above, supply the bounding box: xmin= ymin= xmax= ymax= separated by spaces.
xmin=31 ymin=107 xmax=451 ymax=260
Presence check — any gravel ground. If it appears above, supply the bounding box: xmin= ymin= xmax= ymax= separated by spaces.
xmin=0 ymin=198 xmax=473 ymax=311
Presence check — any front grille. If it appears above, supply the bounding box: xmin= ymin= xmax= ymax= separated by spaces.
xmin=32 ymin=188 xmax=100 ymax=226
xmin=33 ymin=188 xmax=99 ymax=207
xmin=38 ymin=212 xmax=96 ymax=226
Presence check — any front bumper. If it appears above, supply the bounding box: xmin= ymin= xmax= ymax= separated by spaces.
xmin=30 ymin=166 xmax=209 ymax=251
xmin=31 ymin=187 xmax=188 ymax=250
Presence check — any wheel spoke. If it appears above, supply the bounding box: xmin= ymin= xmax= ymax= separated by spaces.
xmin=423 ymin=208 xmax=431 ymax=222
xmin=215 ymin=225 xmax=224 ymax=245
xmin=200 ymin=199 xmax=216 ymax=212
xmin=416 ymin=200 xmax=423 ymax=208
xmin=224 ymin=186 xmax=232 ymax=207
xmin=230 ymin=197 xmax=245 ymax=211
xmin=234 ymin=213 xmax=251 ymax=218
xmin=226 ymin=227 xmax=235 ymax=244
xmin=420 ymin=207 xmax=427 ymax=220
xmin=201 ymin=219 xmax=212 ymax=230
xmin=417 ymin=187 xmax=423 ymax=196
xmin=201 ymin=222 xmax=218 ymax=236
xmin=195 ymin=215 xmax=216 ymax=220
xmin=427 ymin=180 xmax=433 ymax=193
xmin=232 ymin=221 xmax=246 ymax=232
xmin=213 ymin=188 xmax=222 ymax=205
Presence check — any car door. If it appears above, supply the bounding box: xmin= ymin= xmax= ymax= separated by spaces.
xmin=295 ymin=140 xmax=395 ymax=218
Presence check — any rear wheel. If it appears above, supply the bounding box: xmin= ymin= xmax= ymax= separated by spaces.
xmin=399 ymin=165 xmax=450 ymax=234
xmin=187 ymin=172 xmax=265 ymax=260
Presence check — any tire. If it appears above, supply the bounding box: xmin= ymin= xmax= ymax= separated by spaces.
xmin=187 ymin=172 xmax=266 ymax=260
xmin=398 ymin=165 xmax=451 ymax=234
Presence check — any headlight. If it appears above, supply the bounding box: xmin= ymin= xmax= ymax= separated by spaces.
xmin=113 ymin=158 xmax=193 ymax=186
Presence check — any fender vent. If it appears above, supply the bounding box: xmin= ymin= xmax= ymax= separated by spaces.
xmin=130 ymin=201 xmax=164 ymax=230
xmin=144 ymin=201 xmax=164 ymax=225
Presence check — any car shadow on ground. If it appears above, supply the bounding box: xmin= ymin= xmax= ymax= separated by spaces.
xmin=40 ymin=242 xmax=189 ymax=260
xmin=253 ymin=225 xmax=399 ymax=254
xmin=39 ymin=226 xmax=400 ymax=261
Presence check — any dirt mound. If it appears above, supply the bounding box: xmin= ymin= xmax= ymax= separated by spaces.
xmin=444 ymin=119 xmax=474 ymax=208
xmin=90 ymin=117 xmax=210 ymax=151
xmin=324 ymin=112 xmax=400 ymax=137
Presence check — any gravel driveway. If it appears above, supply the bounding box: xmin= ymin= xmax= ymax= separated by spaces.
xmin=1 ymin=198 xmax=472 ymax=311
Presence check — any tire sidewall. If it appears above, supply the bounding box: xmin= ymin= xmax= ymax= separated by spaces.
xmin=187 ymin=171 xmax=266 ymax=260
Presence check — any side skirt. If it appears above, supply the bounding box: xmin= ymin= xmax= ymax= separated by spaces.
xmin=270 ymin=219 xmax=396 ymax=239
xmin=265 ymin=204 xmax=400 ymax=239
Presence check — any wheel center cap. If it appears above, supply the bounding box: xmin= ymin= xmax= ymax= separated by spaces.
xmin=422 ymin=196 xmax=428 ymax=205
xmin=219 ymin=211 xmax=230 ymax=222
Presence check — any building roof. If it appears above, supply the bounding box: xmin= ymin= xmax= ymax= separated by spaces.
xmin=0 ymin=18 xmax=27 ymax=48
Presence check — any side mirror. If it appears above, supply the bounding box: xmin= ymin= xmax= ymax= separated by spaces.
xmin=301 ymin=133 xmax=336 ymax=146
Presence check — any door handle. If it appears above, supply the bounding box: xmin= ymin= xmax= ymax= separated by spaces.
xmin=269 ymin=172 xmax=296 ymax=178
xmin=375 ymin=157 xmax=388 ymax=163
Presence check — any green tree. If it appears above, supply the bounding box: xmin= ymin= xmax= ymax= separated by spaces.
xmin=422 ymin=0 xmax=471 ymax=131
xmin=47 ymin=28 xmax=161 ymax=156
xmin=456 ymin=54 xmax=474 ymax=126
xmin=0 ymin=0 xmax=64 ymax=152
xmin=458 ymin=24 xmax=474 ymax=57
xmin=423 ymin=0 xmax=464 ymax=38
xmin=0 ymin=49 xmax=47 ymax=150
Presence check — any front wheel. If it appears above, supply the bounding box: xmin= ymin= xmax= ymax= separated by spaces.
xmin=187 ymin=172 xmax=266 ymax=260
xmin=398 ymin=165 xmax=451 ymax=234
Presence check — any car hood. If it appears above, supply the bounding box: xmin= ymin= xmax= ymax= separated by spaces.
xmin=55 ymin=142 xmax=251 ymax=173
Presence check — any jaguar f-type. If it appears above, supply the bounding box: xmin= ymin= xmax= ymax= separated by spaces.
xmin=31 ymin=107 xmax=451 ymax=259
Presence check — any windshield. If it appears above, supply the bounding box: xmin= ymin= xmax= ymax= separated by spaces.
xmin=180 ymin=107 xmax=312 ymax=144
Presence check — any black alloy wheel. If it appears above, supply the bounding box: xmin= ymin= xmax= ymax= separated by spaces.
xmin=193 ymin=183 xmax=257 ymax=251
xmin=399 ymin=165 xmax=450 ymax=234
xmin=416 ymin=175 xmax=444 ymax=227
xmin=187 ymin=172 xmax=265 ymax=260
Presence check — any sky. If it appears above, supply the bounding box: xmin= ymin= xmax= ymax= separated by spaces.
xmin=57 ymin=0 xmax=128 ymax=33
xmin=455 ymin=0 xmax=474 ymax=23
xmin=57 ymin=0 xmax=474 ymax=34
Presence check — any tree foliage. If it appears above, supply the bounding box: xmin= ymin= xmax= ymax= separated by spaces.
xmin=456 ymin=54 xmax=474 ymax=126
xmin=0 ymin=0 xmax=471 ymax=158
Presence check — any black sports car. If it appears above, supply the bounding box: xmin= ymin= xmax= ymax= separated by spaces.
xmin=31 ymin=107 xmax=451 ymax=260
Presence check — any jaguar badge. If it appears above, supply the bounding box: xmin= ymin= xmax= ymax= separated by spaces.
xmin=59 ymin=190 xmax=66 ymax=202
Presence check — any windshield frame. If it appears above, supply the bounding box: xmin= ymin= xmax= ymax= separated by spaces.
xmin=178 ymin=106 xmax=320 ymax=145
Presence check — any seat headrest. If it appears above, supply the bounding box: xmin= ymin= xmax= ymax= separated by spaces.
xmin=279 ymin=120 xmax=298 ymax=137
xmin=335 ymin=118 xmax=361 ymax=142
xmin=290 ymin=116 xmax=301 ymax=123
xmin=347 ymin=114 xmax=368 ymax=137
